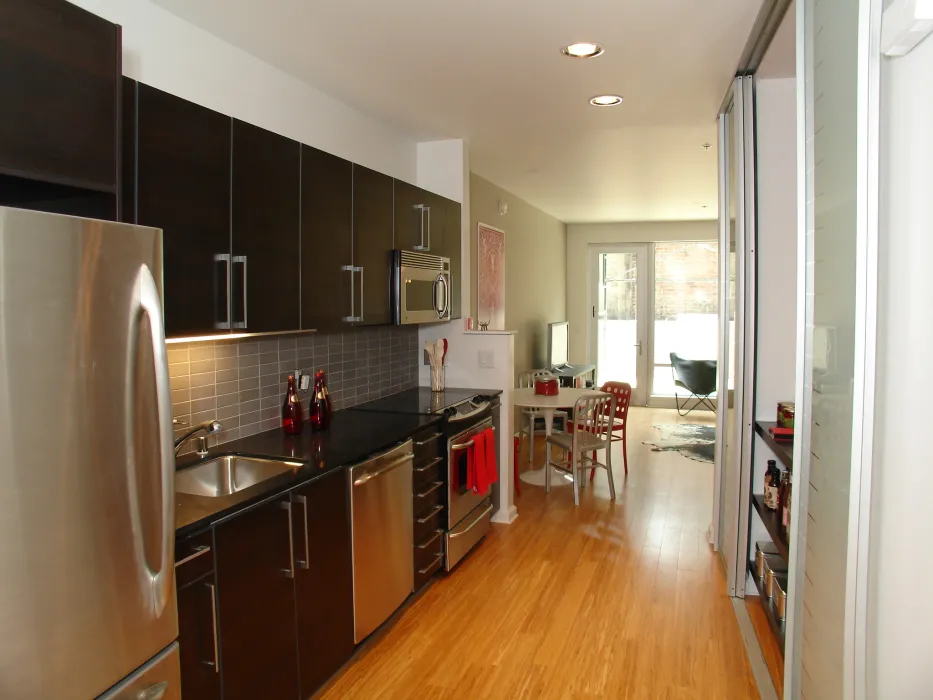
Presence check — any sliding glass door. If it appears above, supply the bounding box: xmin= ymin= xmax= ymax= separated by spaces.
xmin=589 ymin=245 xmax=648 ymax=404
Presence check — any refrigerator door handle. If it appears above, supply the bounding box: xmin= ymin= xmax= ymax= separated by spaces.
xmin=126 ymin=264 xmax=176 ymax=616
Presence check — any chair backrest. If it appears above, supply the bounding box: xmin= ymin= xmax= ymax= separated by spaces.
xmin=571 ymin=393 xmax=616 ymax=447
xmin=518 ymin=369 xmax=554 ymax=389
xmin=670 ymin=353 xmax=718 ymax=394
xmin=600 ymin=381 xmax=632 ymax=423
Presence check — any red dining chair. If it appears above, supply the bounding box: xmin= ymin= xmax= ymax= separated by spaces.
xmin=589 ymin=381 xmax=632 ymax=481
xmin=513 ymin=435 xmax=521 ymax=497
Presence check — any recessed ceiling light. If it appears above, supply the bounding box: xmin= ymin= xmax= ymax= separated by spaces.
xmin=589 ymin=94 xmax=624 ymax=107
xmin=561 ymin=42 xmax=604 ymax=58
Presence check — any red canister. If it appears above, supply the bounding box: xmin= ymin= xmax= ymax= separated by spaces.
xmin=534 ymin=378 xmax=559 ymax=396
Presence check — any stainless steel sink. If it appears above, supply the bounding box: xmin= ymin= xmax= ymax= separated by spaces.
xmin=176 ymin=455 xmax=304 ymax=498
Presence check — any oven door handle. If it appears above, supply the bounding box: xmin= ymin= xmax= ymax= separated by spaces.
xmin=450 ymin=440 xmax=474 ymax=452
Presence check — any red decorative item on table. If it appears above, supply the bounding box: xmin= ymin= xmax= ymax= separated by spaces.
xmin=282 ymin=375 xmax=303 ymax=435
xmin=309 ymin=369 xmax=333 ymax=431
xmin=534 ymin=377 xmax=559 ymax=396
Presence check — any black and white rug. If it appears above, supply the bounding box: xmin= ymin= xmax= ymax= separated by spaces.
xmin=644 ymin=424 xmax=716 ymax=464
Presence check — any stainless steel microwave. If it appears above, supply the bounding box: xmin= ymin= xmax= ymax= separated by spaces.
xmin=392 ymin=250 xmax=451 ymax=324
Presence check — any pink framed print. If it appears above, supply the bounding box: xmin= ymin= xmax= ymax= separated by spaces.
xmin=476 ymin=223 xmax=505 ymax=330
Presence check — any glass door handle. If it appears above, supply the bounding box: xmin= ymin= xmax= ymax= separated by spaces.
xmin=634 ymin=341 xmax=642 ymax=356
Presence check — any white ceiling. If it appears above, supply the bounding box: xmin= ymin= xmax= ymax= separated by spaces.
xmin=154 ymin=0 xmax=763 ymax=223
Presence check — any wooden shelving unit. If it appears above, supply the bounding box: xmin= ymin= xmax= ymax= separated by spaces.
xmin=747 ymin=560 xmax=786 ymax=653
xmin=752 ymin=494 xmax=790 ymax=560
xmin=754 ymin=421 xmax=793 ymax=471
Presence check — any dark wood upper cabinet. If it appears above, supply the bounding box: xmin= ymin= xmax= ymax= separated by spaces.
xmin=232 ymin=120 xmax=301 ymax=333
xmin=293 ymin=471 xmax=355 ymax=698
xmin=393 ymin=179 xmax=425 ymax=252
xmin=444 ymin=199 xmax=462 ymax=320
xmin=134 ymin=83 xmax=231 ymax=338
xmin=214 ymin=497 xmax=300 ymax=700
xmin=301 ymin=145 xmax=353 ymax=330
xmin=0 ymin=0 xmax=120 ymax=193
xmin=353 ymin=165 xmax=395 ymax=326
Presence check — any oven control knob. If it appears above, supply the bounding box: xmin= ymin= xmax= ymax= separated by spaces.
xmin=444 ymin=407 xmax=457 ymax=418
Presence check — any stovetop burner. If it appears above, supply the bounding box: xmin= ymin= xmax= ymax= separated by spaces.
xmin=350 ymin=387 xmax=496 ymax=416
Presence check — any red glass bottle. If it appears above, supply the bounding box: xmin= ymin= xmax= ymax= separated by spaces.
xmin=309 ymin=369 xmax=332 ymax=431
xmin=282 ymin=375 xmax=303 ymax=435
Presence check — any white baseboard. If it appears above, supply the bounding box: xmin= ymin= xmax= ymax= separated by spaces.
xmin=491 ymin=505 xmax=518 ymax=524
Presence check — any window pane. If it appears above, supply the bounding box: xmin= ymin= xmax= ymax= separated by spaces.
xmin=653 ymin=241 xmax=719 ymax=396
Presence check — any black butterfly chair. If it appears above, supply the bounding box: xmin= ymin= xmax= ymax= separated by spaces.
xmin=670 ymin=353 xmax=717 ymax=416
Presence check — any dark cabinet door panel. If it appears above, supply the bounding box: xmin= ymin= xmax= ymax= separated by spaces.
xmin=294 ymin=471 xmax=355 ymax=698
xmin=353 ymin=165 xmax=394 ymax=326
xmin=0 ymin=0 xmax=119 ymax=190
xmin=232 ymin=120 xmax=301 ymax=332
xmin=177 ymin=576 xmax=222 ymax=700
xmin=301 ymin=145 xmax=353 ymax=330
xmin=214 ymin=497 xmax=299 ymax=700
xmin=120 ymin=77 xmax=137 ymax=224
xmin=444 ymin=198 xmax=462 ymax=319
xmin=136 ymin=84 xmax=231 ymax=338
xmin=393 ymin=179 xmax=426 ymax=252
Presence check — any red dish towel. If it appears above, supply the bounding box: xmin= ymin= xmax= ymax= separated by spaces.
xmin=471 ymin=430 xmax=488 ymax=495
xmin=482 ymin=427 xmax=498 ymax=486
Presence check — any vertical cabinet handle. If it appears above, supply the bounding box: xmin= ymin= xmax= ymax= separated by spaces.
xmin=204 ymin=582 xmax=219 ymax=673
xmin=232 ymin=255 xmax=248 ymax=329
xmin=358 ymin=265 xmax=364 ymax=323
xmin=341 ymin=265 xmax=363 ymax=322
xmin=294 ymin=494 xmax=310 ymax=570
xmin=414 ymin=204 xmax=427 ymax=251
xmin=213 ymin=254 xmax=232 ymax=329
xmin=281 ymin=501 xmax=295 ymax=578
xmin=425 ymin=206 xmax=431 ymax=251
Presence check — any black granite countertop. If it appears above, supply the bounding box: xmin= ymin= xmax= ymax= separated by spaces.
xmin=175 ymin=409 xmax=442 ymax=537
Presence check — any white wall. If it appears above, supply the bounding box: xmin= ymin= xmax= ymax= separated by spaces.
xmin=565 ymin=220 xmax=717 ymax=365
xmin=868 ymin=31 xmax=933 ymax=699
xmin=67 ymin=0 xmax=417 ymax=181
xmin=749 ymin=76 xmax=798 ymax=573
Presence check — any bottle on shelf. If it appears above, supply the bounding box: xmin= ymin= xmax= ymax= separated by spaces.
xmin=282 ymin=375 xmax=303 ymax=435
xmin=764 ymin=459 xmax=781 ymax=510
xmin=782 ymin=470 xmax=793 ymax=532
xmin=309 ymin=369 xmax=333 ymax=432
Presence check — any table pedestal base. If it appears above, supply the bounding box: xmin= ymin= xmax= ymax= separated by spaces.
xmin=520 ymin=466 xmax=573 ymax=487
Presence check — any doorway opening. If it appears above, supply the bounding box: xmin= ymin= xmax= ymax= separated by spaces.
xmin=589 ymin=241 xmax=720 ymax=407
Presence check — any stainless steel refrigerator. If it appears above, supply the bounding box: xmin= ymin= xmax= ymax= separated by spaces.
xmin=0 ymin=207 xmax=179 ymax=699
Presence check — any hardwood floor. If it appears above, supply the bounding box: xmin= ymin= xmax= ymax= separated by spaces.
xmin=318 ymin=407 xmax=759 ymax=700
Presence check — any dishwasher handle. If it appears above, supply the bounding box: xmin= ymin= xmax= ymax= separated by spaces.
xmin=352 ymin=453 xmax=414 ymax=487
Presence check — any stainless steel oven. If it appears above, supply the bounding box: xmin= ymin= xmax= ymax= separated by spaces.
xmin=445 ymin=403 xmax=494 ymax=570
xmin=392 ymin=250 xmax=451 ymax=324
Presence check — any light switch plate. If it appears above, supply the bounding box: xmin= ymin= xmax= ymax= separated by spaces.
xmin=478 ymin=350 xmax=495 ymax=369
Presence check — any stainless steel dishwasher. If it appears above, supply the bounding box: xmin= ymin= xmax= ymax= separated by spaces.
xmin=348 ymin=439 xmax=414 ymax=643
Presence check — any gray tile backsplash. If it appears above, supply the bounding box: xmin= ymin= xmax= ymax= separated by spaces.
xmin=170 ymin=326 xmax=419 ymax=453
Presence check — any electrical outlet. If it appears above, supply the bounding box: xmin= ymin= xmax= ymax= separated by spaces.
xmin=478 ymin=350 xmax=495 ymax=369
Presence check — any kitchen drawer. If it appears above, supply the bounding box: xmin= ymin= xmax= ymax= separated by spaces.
xmin=175 ymin=530 xmax=213 ymax=588
xmin=413 ymin=455 xmax=445 ymax=489
xmin=413 ymin=429 xmax=443 ymax=465
xmin=413 ymin=530 xmax=444 ymax=593
xmin=413 ymin=502 xmax=444 ymax=545
xmin=413 ymin=479 xmax=444 ymax=517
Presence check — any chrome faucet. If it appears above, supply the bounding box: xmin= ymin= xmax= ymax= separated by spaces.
xmin=174 ymin=419 xmax=222 ymax=457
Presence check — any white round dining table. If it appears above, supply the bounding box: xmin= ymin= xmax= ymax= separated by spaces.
xmin=512 ymin=387 xmax=606 ymax=487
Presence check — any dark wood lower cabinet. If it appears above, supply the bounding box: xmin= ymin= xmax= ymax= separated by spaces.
xmin=177 ymin=575 xmax=222 ymax=700
xmin=208 ymin=472 xmax=355 ymax=700
xmin=214 ymin=496 xmax=299 ymax=700
xmin=293 ymin=470 xmax=355 ymax=698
